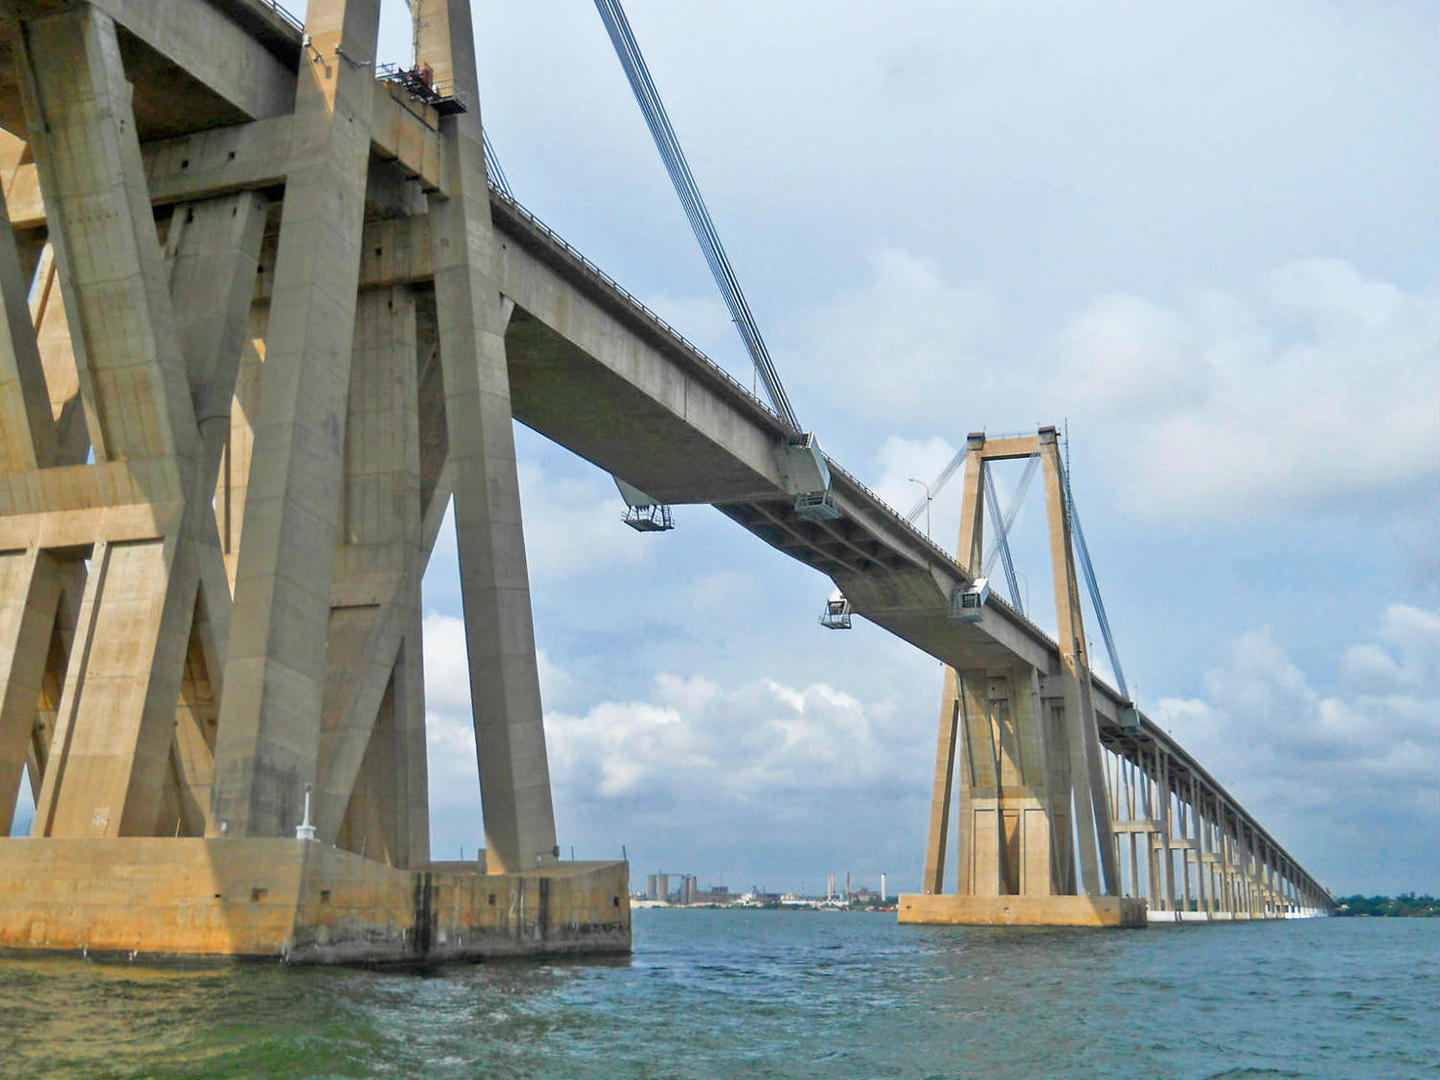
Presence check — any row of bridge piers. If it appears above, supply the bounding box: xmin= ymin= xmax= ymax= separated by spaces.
xmin=1104 ymin=742 xmax=1331 ymax=921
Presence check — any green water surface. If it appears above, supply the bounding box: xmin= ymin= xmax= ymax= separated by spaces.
xmin=0 ymin=910 xmax=1433 ymax=1079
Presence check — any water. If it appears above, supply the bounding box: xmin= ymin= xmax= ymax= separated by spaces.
xmin=0 ymin=911 xmax=1433 ymax=1079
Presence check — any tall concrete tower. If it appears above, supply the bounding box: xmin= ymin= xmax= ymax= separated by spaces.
xmin=0 ymin=0 xmax=629 ymax=962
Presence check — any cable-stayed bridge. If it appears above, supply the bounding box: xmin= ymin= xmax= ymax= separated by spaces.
xmin=0 ymin=0 xmax=1330 ymax=962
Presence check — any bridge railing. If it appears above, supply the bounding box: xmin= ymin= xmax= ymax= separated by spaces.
xmin=253 ymin=0 xmax=304 ymax=32
xmin=487 ymin=184 xmax=785 ymax=427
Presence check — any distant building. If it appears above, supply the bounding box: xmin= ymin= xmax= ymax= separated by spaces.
xmin=645 ymin=874 xmax=659 ymax=901
xmin=656 ymin=873 xmax=670 ymax=903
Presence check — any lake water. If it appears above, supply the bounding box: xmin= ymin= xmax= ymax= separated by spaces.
xmin=0 ymin=910 xmax=1434 ymax=1078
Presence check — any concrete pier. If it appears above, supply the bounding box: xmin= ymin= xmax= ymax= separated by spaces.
xmin=0 ymin=839 xmax=628 ymax=963
xmin=0 ymin=0 xmax=623 ymax=962
xmin=898 ymin=894 xmax=1147 ymax=929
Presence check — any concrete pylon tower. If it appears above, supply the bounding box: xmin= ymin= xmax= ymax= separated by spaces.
xmin=0 ymin=0 xmax=623 ymax=962
xmin=910 ymin=427 xmax=1142 ymax=927
xmin=408 ymin=0 xmax=558 ymax=875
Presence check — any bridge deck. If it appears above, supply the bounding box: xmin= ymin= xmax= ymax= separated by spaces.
xmin=487 ymin=188 xmax=1327 ymax=906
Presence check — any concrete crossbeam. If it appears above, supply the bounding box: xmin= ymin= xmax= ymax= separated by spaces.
xmin=94 ymin=0 xmax=295 ymax=122
xmin=3 ymin=88 xmax=444 ymax=231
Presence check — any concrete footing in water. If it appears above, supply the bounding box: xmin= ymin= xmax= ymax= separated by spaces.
xmin=896 ymin=893 xmax=1149 ymax=928
xmin=0 ymin=839 xmax=630 ymax=963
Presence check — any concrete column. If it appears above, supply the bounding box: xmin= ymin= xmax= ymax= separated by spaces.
xmin=947 ymin=665 xmax=1064 ymax=899
xmin=1226 ymin=812 xmax=1238 ymax=915
xmin=394 ymin=610 xmax=431 ymax=866
xmin=417 ymin=0 xmax=557 ymax=872
xmin=1158 ymin=753 xmax=1175 ymax=911
xmin=1190 ymin=780 xmax=1207 ymax=914
xmin=954 ymin=694 xmax=975 ymax=895
xmin=161 ymin=192 xmax=271 ymax=700
xmin=1139 ymin=750 xmax=1156 ymax=907
xmin=17 ymin=6 xmax=222 ymax=838
xmin=1228 ymin=822 xmax=1240 ymax=915
xmin=957 ymin=671 xmax=999 ymax=896
xmin=1044 ymin=698 xmax=1072 ymax=894
xmin=1125 ymin=755 xmax=1140 ymax=898
xmin=0 ymin=178 xmax=55 ymax=471
xmin=1152 ymin=754 xmax=1163 ymax=915
xmin=1198 ymin=788 xmax=1215 ymax=916
xmin=27 ymin=246 xmax=89 ymax=465
xmin=921 ymin=680 xmax=960 ymax=893
xmin=163 ymin=193 xmax=270 ymax=487
xmin=216 ymin=307 xmax=267 ymax=593
xmin=0 ymin=550 xmax=62 ymax=834
xmin=16 ymin=7 xmax=199 ymax=467
xmin=1039 ymin=430 xmax=1118 ymax=895
xmin=956 ymin=435 xmax=984 ymax=575
xmin=1011 ymin=667 xmax=1056 ymax=896
xmin=210 ymin=0 xmax=382 ymax=838
xmin=313 ymin=286 xmax=431 ymax=862
xmin=1242 ymin=827 xmax=1255 ymax=915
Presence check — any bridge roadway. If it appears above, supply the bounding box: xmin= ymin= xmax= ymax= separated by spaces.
xmin=0 ymin=0 xmax=1328 ymax=917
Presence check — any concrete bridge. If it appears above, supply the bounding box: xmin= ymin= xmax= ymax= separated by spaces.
xmin=0 ymin=0 xmax=1330 ymax=962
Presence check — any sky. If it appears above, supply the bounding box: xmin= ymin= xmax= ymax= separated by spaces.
xmin=366 ymin=0 xmax=1440 ymax=900
xmin=22 ymin=0 xmax=1414 ymax=898
xmin=384 ymin=0 xmax=1440 ymax=898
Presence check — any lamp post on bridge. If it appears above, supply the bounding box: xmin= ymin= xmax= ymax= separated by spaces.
xmin=908 ymin=477 xmax=933 ymax=540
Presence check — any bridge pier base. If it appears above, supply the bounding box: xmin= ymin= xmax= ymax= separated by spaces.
xmin=0 ymin=838 xmax=629 ymax=963
xmin=897 ymin=893 xmax=1147 ymax=929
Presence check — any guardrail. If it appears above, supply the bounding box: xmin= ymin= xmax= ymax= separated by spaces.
xmin=487 ymin=185 xmax=785 ymax=423
xmin=253 ymin=0 xmax=304 ymax=32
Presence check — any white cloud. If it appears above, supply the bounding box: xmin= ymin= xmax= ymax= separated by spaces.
xmin=1052 ymin=293 xmax=1212 ymax=413
xmin=422 ymin=610 xmax=574 ymax=714
xmin=1050 ymin=259 xmax=1438 ymax=519
xmin=1155 ymin=603 xmax=1439 ymax=892
xmin=421 ymin=612 xmax=470 ymax=714
xmin=871 ymin=434 xmax=958 ymax=521
xmin=546 ymin=669 xmax=921 ymax=804
xmin=679 ymin=570 xmax=761 ymax=614
xmin=537 ymin=662 xmax=935 ymax=885
xmin=814 ymin=253 xmax=1437 ymax=524
xmin=515 ymin=458 xmax=652 ymax=581
xmin=789 ymin=248 xmax=997 ymax=419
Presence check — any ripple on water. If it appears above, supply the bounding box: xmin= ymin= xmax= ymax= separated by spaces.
xmin=0 ymin=913 xmax=1435 ymax=1079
